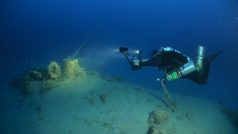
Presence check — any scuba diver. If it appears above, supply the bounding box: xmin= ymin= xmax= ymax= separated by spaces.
xmin=119 ymin=46 xmax=222 ymax=85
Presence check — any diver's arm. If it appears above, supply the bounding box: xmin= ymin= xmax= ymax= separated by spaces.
xmin=119 ymin=46 xmax=160 ymax=70
xmin=122 ymin=53 xmax=141 ymax=70
xmin=139 ymin=59 xmax=155 ymax=66
xmin=131 ymin=58 xmax=159 ymax=70
xmin=123 ymin=53 xmax=133 ymax=65
xmin=123 ymin=53 xmax=156 ymax=70
xmin=133 ymin=59 xmax=157 ymax=70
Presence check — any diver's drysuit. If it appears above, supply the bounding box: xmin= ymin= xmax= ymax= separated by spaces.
xmin=119 ymin=46 xmax=222 ymax=85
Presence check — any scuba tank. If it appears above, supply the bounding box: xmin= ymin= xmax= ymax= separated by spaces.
xmin=166 ymin=60 xmax=197 ymax=81
xmin=196 ymin=45 xmax=205 ymax=71
xmin=166 ymin=45 xmax=205 ymax=81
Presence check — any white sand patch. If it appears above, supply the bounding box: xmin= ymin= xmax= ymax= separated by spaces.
xmin=1 ymin=72 xmax=237 ymax=134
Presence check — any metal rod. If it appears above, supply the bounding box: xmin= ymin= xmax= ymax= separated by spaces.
xmin=160 ymin=79 xmax=176 ymax=112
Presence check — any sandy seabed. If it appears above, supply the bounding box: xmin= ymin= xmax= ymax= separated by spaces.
xmin=1 ymin=72 xmax=237 ymax=134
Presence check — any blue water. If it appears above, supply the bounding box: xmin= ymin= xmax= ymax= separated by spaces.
xmin=1 ymin=0 xmax=238 ymax=111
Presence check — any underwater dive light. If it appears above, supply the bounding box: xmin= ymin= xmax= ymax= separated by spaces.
xmin=132 ymin=50 xmax=143 ymax=55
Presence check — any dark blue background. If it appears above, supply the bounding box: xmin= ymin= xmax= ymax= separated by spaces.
xmin=1 ymin=0 xmax=238 ymax=109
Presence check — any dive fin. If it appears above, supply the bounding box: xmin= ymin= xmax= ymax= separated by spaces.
xmin=206 ymin=50 xmax=223 ymax=62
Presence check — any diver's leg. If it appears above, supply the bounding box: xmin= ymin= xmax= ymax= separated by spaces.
xmin=185 ymin=50 xmax=223 ymax=85
xmin=199 ymin=50 xmax=223 ymax=83
xmin=184 ymin=71 xmax=206 ymax=85
xmin=123 ymin=53 xmax=133 ymax=65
